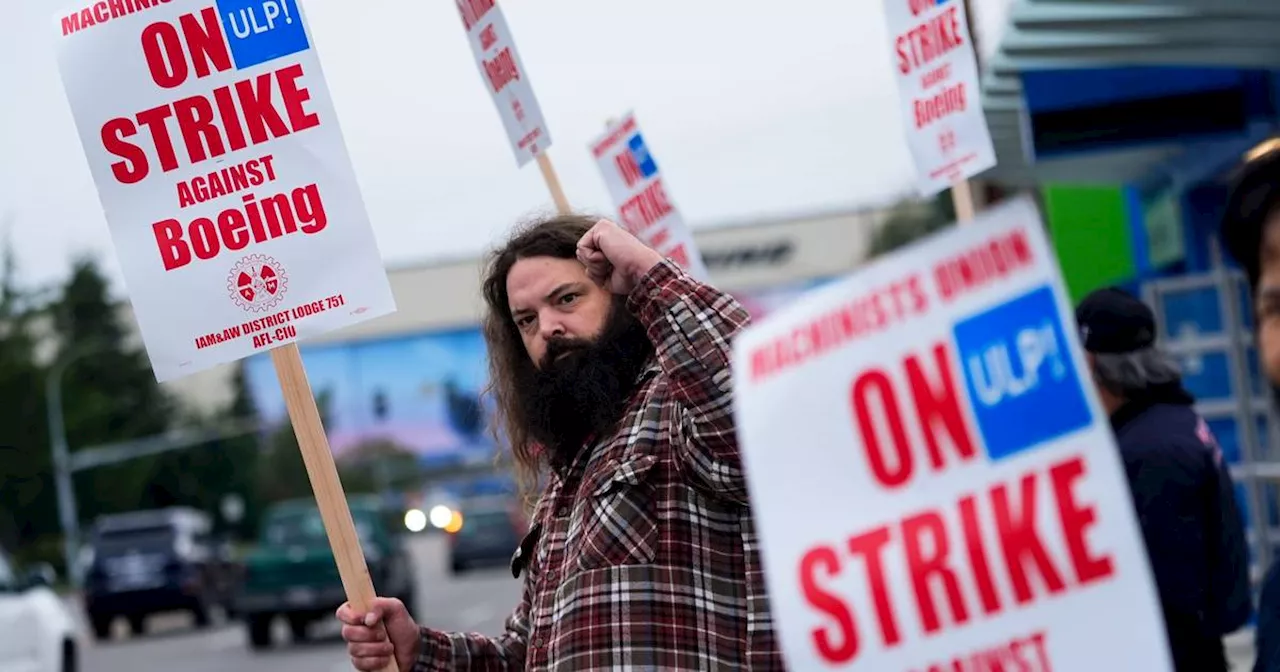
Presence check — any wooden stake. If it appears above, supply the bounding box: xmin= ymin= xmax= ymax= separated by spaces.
xmin=536 ymin=152 xmax=572 ymax=215
xmin=951 ymin=178 xmax=977 ymax=223
xmin=270 ymin=342 xmax=398 ymax=672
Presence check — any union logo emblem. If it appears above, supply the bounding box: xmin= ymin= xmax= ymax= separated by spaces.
xmin=227 ymin=254 xmax=288 ymax=313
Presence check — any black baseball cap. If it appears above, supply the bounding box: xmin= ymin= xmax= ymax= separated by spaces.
xmin=1075 ymin=287 xmax=1157 ymax=355
xmin=1221 ymin=145 xmax=1280 ymax=288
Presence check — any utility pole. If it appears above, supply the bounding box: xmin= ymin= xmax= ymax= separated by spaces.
xmin=372 ymin=389 xmax=393 ymax=500
xmin=47 ymin=344 xmax=264 ymax=587
xmin=46 ymin=345 xmax=94 ymax=588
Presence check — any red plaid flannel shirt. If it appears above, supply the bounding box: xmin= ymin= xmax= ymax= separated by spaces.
xmin=414 ymin=259 xmax=785 ymax=671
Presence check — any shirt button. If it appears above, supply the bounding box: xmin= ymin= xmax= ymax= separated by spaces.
xmin=533 ymin=637 xmax=545 ymax=648
xmin=556 ymin=506 xmax=568 ymax=517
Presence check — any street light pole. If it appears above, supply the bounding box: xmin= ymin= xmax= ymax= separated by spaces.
xmin=46 ymin=352 xmax=83 ymax=587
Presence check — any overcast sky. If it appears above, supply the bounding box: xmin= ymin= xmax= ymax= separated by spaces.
xmin=0 ymin=0 xmax=1011 ymax=296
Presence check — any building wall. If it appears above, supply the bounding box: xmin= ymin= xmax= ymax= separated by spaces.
xmin=122 ymin=206 xmax=886 ymax=415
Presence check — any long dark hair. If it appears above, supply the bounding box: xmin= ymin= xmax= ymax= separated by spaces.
xmin=481 ymin=214 xmax=599 ymax=505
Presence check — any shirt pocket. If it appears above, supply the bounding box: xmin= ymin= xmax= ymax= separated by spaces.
xmin=575 ymin=454 xmax=661 ymax=572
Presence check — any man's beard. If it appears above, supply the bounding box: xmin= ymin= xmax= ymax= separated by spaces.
xmin=514 ymin=303 xmax=654 ymax=470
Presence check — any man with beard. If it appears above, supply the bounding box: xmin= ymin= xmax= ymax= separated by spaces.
xmin=336 ymin=215 xmax=784 ymax=671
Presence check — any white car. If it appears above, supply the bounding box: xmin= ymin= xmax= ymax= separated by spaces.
xmin=0 ymin=548 xmax=80 ymax=672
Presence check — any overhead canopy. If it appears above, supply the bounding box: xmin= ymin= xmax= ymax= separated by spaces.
xmin=979 ymin=0 xmax=1280 ymax=188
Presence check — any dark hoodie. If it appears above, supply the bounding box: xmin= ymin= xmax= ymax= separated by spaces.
xmin=1111 ymin=381 xmax=1253 ymax=671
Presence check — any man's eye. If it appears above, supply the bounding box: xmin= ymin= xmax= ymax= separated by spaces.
xmin=559 ymin=293 xmax=578 ymax=305
xmin=516 ymin=316 xmax=534 ymax=328
xmin=1259 ymin=294 xmax=1280 ymax=317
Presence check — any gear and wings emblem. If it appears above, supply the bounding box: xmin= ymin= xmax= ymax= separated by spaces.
xmin=227 ymin=254 xmax=289 ymax=313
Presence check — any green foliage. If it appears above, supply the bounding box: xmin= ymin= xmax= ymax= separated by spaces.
xmin=210 ymin=364 xmax=264 ymax=539
xmin=337 ymin=437 xmax=422 ymax=495
xmin=867 ymin=191 xmax=955 ymax=259
xmin=0 ymin=243 xmax=372 ymax=563
xmin=0 ymin=238 xmax=52 ymax=551
xmin=254 ymin=389 xmax=334 ymax=506
xmin=51 ymin=257 xmax=178 ymax=527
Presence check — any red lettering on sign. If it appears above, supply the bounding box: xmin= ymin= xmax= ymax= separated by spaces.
xmin=483 ymin=47 xmax=520 ymax=92
xmin=853 ymin=369 xmax=914 ymax=488
xmin=849 ymin=527 xmax=900 ymax=648
xmin=61 ymin=0 xmax=174 ymax=37
xmin=934 ymin=229 xmax=1035 ymax=302
xmin=852 ymin=342 xmax=976 ymax=489
xmin=903 ymin=511 xmax=969 ymax=634
xmin=958 ymin=494 xmax=1002 ymax=615
xmin=914 ymin=82 xmax=967 ymax=128
xmin=140 ymin=8 xmax=232 ymax=89
xmin=896 ymin=6 xmax=965 ymax=75
xmin=100 ymin=63 xmax=319 ymax=184
xmin=456 ymin=0 xmax=496 ymax=32
xmin=916 ymin=630 xmax=1055 ymax=672
xmin=907 ymin=0 xmax=935 ymax=16
xmin=920 ymin=63 xmax=952 ymax=89
xmin=665 ymin=243 xmax=690 ymax=269
xmin=749 ymin=277 xmax=929 ymax=384
xmin=479 ymin=24 xmax=498 ymax=51
xmin=176 ymin=154 xmax=279 ymax=209
xmin=1051 ymin=458 xmax=1115 ymax=584
xmin=991 ymin=472 xmax=1067 ymax=604
xmin=799 ymin=546 xmax=859 ymax=663
xmin=616 ymin=151 xmax=644 ymax=189
xmin=591 ymin=116 xmax=640 ymax=158
xmin=153 ymin=183 xmax=328 ymax=271
xmin=619 ymin=179 xmax=674 ymax=235
xmin=796 ymin=454 xmax=1114 ymax=664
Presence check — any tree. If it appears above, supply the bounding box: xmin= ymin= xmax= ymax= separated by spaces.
xmin=212 ymin=363 xmax=266 ymax=538
xmin=867 ymin=191 xmax=955 ymax=258
xmin=0 ymin=234 xmax=53 ymax=554
xmin=338 ymin=437 xmax=421 ymax=495
xmin=51 ymin=256 xmax=177 ymax=522
xmin=254 ymin=388 xmax=334 ymax=506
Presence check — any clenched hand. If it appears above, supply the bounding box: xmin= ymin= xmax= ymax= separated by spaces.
xmin=337 ymin=597 xmax=419 ymax=672
xmin=576 ymin=219 xmax=664 ymax=296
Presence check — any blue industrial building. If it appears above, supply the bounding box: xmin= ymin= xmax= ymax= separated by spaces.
xmin=980 ymin=0 xmax=1280 ymax=578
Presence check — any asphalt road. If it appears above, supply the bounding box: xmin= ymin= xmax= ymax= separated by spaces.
xmin=70 ymin=534 xmax=1262 ymax=671
xmin=76 ymin=535 xmax=521 ymax=672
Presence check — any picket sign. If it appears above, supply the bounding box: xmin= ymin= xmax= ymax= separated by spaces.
xmin=455 ymin=0 xmax=570 ymax=214
xmin=883 ymin=0 xmax=996 ymax=198
xmin=589 ymin=112 xmax=709 ymax=279
xmin=730 ymin=196 xmax=1173 ymax=671
xmin=54 ymin=1 xmax=398 ymax=668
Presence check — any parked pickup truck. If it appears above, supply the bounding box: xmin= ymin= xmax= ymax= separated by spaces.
xmin=233 ymin=497 xmax=418 ymax=650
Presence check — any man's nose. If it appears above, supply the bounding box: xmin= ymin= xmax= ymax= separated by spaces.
xmin=539 ymin=313 xmax=566 ymax=340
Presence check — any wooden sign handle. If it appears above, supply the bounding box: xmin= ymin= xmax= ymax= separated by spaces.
xmin=951 ymin=178 xmax=977 ymax=223
xmin=270 ymin=342 xmax=400 ymax=672
xmin=536 ymin=152 xmax=572 ymax=215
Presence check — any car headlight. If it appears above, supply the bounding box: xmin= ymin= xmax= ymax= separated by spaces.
xmin=429 ymin=505 xmax=454 ymax=529
xmin=404 ymin=509 xmax=427 ymax=533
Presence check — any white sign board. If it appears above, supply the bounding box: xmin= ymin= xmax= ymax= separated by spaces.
xmin=456 ymin=0 xmax=551 ymax=167
xmin=883 ymin=0 xmax=996 ymax=196
xmin=590 ymin=113 xmax=708 ymax=279
xmin=54 ymin=0 xmax=396 ymax=382
xmin=731 ymin=197 xmax=1171 ymax=671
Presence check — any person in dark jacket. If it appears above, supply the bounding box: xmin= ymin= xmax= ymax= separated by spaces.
xmin=1221 ymin=146 xmax=1280 ymax=672
xmin=1076 ymin=287 xmax=1253 ymax=671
